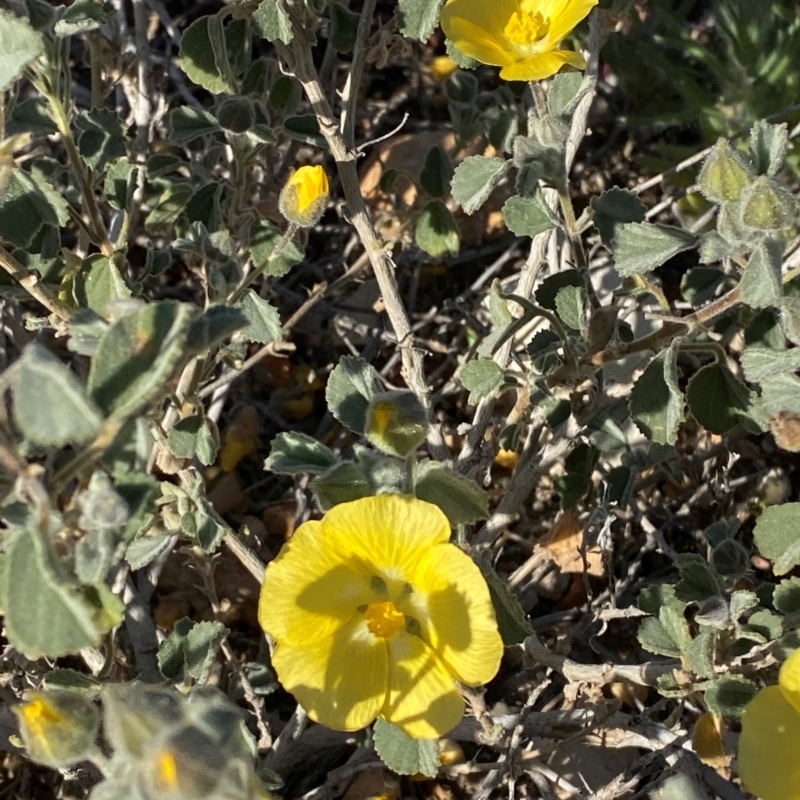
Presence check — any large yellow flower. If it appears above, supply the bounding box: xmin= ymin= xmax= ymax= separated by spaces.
xmin=739 ymin=649 xmax=800 ymax=800
xmin=440 ymin=0 xmax=597 ymax=82
xmin=258 ymin=495 xmax=503 ymax=739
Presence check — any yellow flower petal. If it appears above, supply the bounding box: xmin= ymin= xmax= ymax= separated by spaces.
xmin=499 ymin=49 xmax=586 ymax=82
xmin=739 ymin=685 xmax=800 ymax=800
xmin=441 ymin=0 xmax=517 ymax=42
xmin=409 ymin=544 xmax=503 ymax=686
xmin=273 ymin=616 xmax=389 ymax=732
xmin=779 ymin=647 xmax=800 ymax=714
xmin=383 ymin=632 xmax=464 ymax=739
xmin=546 ymin=0 xmax=597 ymax=45
xmin=259 ymin=520 xmax=371 ymax=646
xmin=325 ymin=495 xmax=451 ymax=585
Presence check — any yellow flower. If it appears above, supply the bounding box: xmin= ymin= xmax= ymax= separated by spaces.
xmin=278 ymin=165 xmax=330 ymax=228
xmin=739 ymin=648 xmax=800 ymax=800
xmin=258 ymin=494 xmax=503 ymax=739
xmin=440 ymin=0 xmax=597 ymax=82
xmin=429 ymin=55 xmax=459 ymax=81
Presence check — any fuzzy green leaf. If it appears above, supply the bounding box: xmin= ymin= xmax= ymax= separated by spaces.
xmin=237 ymin=290 xmax=282 ymax=344
xmin=415 ymin=199 xmax=460 ymax=257
xmin=460 ymin=358 xmax=504 ymax=404
xmin=476 ymin=552 xmax=532 ymax=645
xmin=12 ymin=344 xmax=103 ymax=447
xmin=414 ymin=460 xmax=489 ymax=526
xmin=168 ymin=107 xmax=221 ymax=145
xmin=590 ymin=187 xmax=646 ymax=248
xmin=704 ymin=676 xmax=757 ymax=719
xmin=0 ymin=9 xmax=43 ymax=92
xmin=253 ymin=0 xmax=293 ymax=44
xmin=325 ymin=356 xmax=383 ymax=434
xmin=88 ymin=301 xmax=196 ymax=418
xmin=4 ymin=529 xmax=123 ymax=659
xmin=419 ymin=145 xmax=453 ymax=198
xmin=0 ymin=169 xmax=65 ymax=247
xmin=629 ymin=351 xmax=683 ymax=445
xmin=395 ymin=0 xmax=445 ymax=41
xmin=754 ymin=503 xmax=800 ymax=574
xmin=750 ymin=120 xmax=788 ymax=177
xmin=613 ymin=222 xmax=696 ymax=276
xmin=686 ymin=363 xmax=751 ymax=435
xmin=502 ymin=192 xmax=557 ymax=239
xmin=265 ymin=432 xmax=338 ymax=475
xmin=450 ymin=156 xmax=509 ymax=214
xmin=179 ymin=16 xmax=235 ymax=95
xmin=249 ymin=219 xmax=305 ymax=277
xmin=373 ymin=718 xmax=439 ymax=777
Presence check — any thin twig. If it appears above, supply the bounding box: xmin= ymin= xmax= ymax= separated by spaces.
xmin=277 ymin=26 xmax=450 ymax=461
xmin=0 ymin=245 xmax=72 ymax=322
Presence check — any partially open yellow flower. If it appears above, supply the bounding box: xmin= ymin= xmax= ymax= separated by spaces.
xmin=278 ymin=165 xmax=329 ymax=228
xmin=440 ymin=0 xmax=597 ymax=82
xmin=739 ymin=648 xmax=800 ymax=800
xmin=258 ymin=494 xmax=503 ymax=739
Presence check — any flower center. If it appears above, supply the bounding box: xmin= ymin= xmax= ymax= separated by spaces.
xmin=365 ymin=600 xmax=405 ymax=638
xmin=504 ymin=8 xmax=550 ymax=48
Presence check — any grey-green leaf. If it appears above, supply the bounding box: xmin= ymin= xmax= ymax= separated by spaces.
xmin=590 ymin=187 xmax=646 ymax=248
xmin=502 ymin=192 xmax=557 ymax=239
xmin=612 ymin=222 xmax=696 ymax=276
xmin=0 ymin=169 xmax=64 ymax=247
xmin=73 ymin=254 xmax=132 ymax=317
xmin=753 ymin=503 xmax=800 ymax=574
xmin=704 ymin=675 xmax=757 ymax=719
xmin=750 ymin=120 xmax=788 ymax=177
xmin=325 ymin=355 xmax=383 ymax=434
xmin=264 ymin=431 xmax=338 ymax=475
xmin=450 ymin=156 xmax=509 ymax=215
xmin=476 ymin=551 xmax=532 ymax=645
xmin=168 ymin=107 xmax=221 ymax=145
xmin=395 ymin=0 xmax=445 ymax=41
xmin=179 ymin=16 xmax=235 ymax=95
xmin=88 ymin=301 xmax=196 ymax=418
xmin=547 ymin=73 xmax=594 ymax=119
xmin=12 ymin=344 xmax=103 ymax=446
xmin=415 ymin=199 xmax=460 ymax=257
xmin=739 ymin=238 xmax=783 ymax=310
xmin=167 ymin=415 xmax=217 ymax=466
xmin=249 ymin=219 xmax=304 ymax=278
xmin=686 ymin=363 xmax=751 ymax=435
xmin=414 ymin=460 xmax=489 ymax=526
xmin=237 ymin=290 xmax=282 ymax=344
xmin=253 ymin=0 xmax=293 ymax=44
xmin=0 ymin=9 xmax=43 ymax=92
xmin=629 ymin=351 xmax=683 ymax=445
xmin=185 ymin=620 xmax=228 ymax=682
xmin=460 ymin=358 xmax=504 ymax=404
xmin=373 ymin=718 xmax=439 ymax=777
xmin=3 ymin=529 xmax=120 ymax=659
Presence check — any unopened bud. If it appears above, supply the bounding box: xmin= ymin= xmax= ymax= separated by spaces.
xmin=740 ymin=176 xmax=795 ymax=231
xmin=698 ymin=139 xmax=752 ymax=205
xmin=278 ymin=165 xmax=329 ymax=227
xmin=14 ymin=691 xmax=100 ymax=768
xmin=365 ymin=391 xmax=428 ymax=458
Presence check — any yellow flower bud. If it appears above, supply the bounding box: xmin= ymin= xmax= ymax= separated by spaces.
xmin=278 ymin=165 xmax=329 ymax=228
xmin=14 ymin=691 xmax=100 ymax=768
xmin=429 ymin=55 xmax=458 ymax=81
xmin=365 ymin=391 xmax=428 ymax=458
